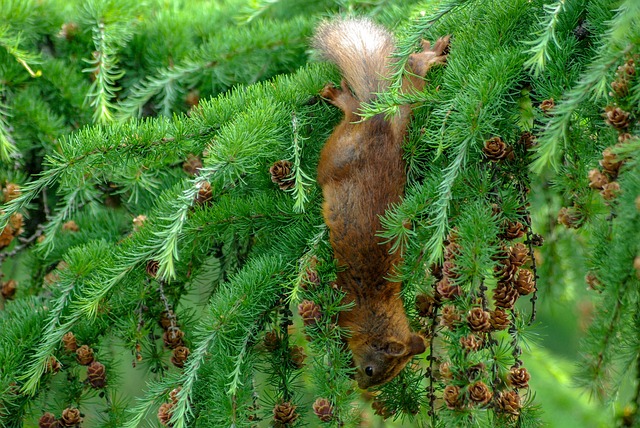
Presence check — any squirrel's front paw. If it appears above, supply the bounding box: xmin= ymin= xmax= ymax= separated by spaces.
xmin=408 ymin=35 xmax=451 ymax=77
xmin=320 ymin=80 xmax=360 ymax=115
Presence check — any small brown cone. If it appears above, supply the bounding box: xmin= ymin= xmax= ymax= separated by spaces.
xmin=183 ymin=154 xmax=203 ymax=175
xmin=604 ymin=106 xmax=631 ymax=130
xmin=439 ymin=361 xmax=453 ymax=380
xmin=588 ymin=169 xmax=609 ymax=190
xmin=264 ymin=331 xmax=281 ymax=352
xmin=518 ymin=132 xmax=537 ymax=149
xmin=146 ymin=260 xmax=160 ymax=278
xmin=312 ymin=398 xmax=334 ymax=422
xmin=466 ymin=363 xmax=486 ymax=381
xmin=509 ymin=243 xmax=529 ymax=267
xmin=557 ymin=206 xmax=582 ymax=229
xmin=497 ymin=390 xmax=522 ymax=416
xmin=62 ymin=332 xmax=78 ymax=352
xmin=514 ymin=269 xmax=535 ymax=295
xmin=468 ymin=381 xmax=493 ymax=406
xmin=87 ymin=361 xmax=107 ymax=388
xmin=508 ymin=366 xmax=531 ymax=389
xmin=170 ymin=387 xmax=181 ymax=404
xmin=442 ymin=260 xmax=460 ymax=279
xmin=539 ymin=98 xmax=555 ymax=113
xmin=2 ymin=183 xmax=21 ymax=203
xmin=38 ymin=413 xmax=60 ymax=428
xmin=132 ymin=214 xmax=147 ymax=231
xmin=601 ymin=181 xmax=621 ymax=200
xmin=490 ymin=308 xmax=511 ymax=331
xmin=493 ymin=283 xmax=519 ymax=310
xmin=59 ymin=407 xmax=82 ymax=426
xmin=600 ymin=148 xmax=623 ymax=177
xmin=62 ymin=220 xmax=79 ymax=232
xmin=159 ymin=310 xmax=176 ymax=330
xmin=272 ymin=401 xmax=299 ymax=427
xmin=436 ymin=277 xmax=462 ymax=300
xmin=195 ymin=181 xmax=213 ymax=205
xmin=482 ymin=136 xmax=512 ymax=161
xmin=171 ymin=346 xmax=190 ymax=368
xmin=46 ymin=356 xmax=61 ymax=374
xmin=467 ymin=307 xmax=491 ymax=332
xmin=371 ymin=399 xmax=394 ymax=419
xmin=500 ymin=221 xmax=525 ymax=240
xmin=158 ymin=402 xmax=174 ymax=426
xmin=76 ymin=345 xmax=94 ymax=365
xmin=290 ymin=345 xmax=306 ymax=369
xmin=270 ymin=160 xmax=295 ymax=191
xmin=163 ymin=328 xmax=184 ymax=349
xmin=440 ymin=305 xmax=461 ymax=329
xmin=416 ymin=294 xmax=436 ymax=317
xmin=1 ymin=279 xmax=17 ymax=300
xmin=298 ymin=300 xmax=321 ymax=326
xmin=460 ymin=333 xmax=483 ymax=352
xmin=443 ymin=385 xmax=461 ymax=409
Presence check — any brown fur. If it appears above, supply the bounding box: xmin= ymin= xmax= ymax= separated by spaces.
xmin=314 ymin=18 xmax=450 ymax=389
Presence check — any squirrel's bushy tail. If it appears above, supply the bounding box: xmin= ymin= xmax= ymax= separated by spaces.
xmin=312 ymin=17 xmax=396 ymax=102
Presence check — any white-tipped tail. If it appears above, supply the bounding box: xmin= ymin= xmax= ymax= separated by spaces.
xmin=313 ymin=17 xmax=396 ymax=102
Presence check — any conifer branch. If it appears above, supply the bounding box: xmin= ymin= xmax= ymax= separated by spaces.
xmin=0 ymin=94 xmax=17 ymax=164
xmin=289 ymin=111 xmax=313 ymax=213
xmin=523 ymin=0 xmax=566 ymax=76
xmin=0 ymin=25 xmax=42 ymax=78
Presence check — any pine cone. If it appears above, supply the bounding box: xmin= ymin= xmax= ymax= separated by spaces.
xmin=170 ymin=387 xmax=181 ymax=404
xmin=146 ymin=260 xmax=160 ymax=278
xmin=2 ymin=183 xmax=21 ymax=202
xmin=38 ymin=413 xmax=60 ymax=428
xmin=557 ymin=206 xmax=582 ymax=229
xmin=494 ymin=258 xmax=518 ymax=282
xmin=158 ymin=402 xmax=173 ymax=426
xmin=371 ymin=399 xmax=394 ymax=419
xmin=62 ymin=332 xmax=78 ymax=352
xmin=493 ymin=283 xmax=519 ymax=310
xmin=0 ymin=212 xmax=23 ymax=249
xmin=1 ymin=279 xmax=16 ymax=300
xmin=600 ymin=148 xmax=623 ymax=177
xmin=508 ymin=366 xmax=531 ymax=389
xmin=87 ymin=361 xmax=107 ymax=388
xmin=439 ymin=361 xmax=453 ymax=380
xmin=269 ymin=160 xmax=295 ymax=191
xmin=195 ymin=181 xmax=213 ymax=205
xmin=58 ymin=22 xmax=79 ymax=41
xmin=610 ymin=80 xmax=628 ymax=97
xmin=604 ymin=106 xmax=631 ymax=130
xmin=132 ymin=214 xmax=147 ymax=232
xmin=443 ymin=385 xmax=461 ymax=409
xmin=514 ymin=269 xmax=535 ymax=295
xmin=601 ymin=181 xmax=621 ymax=200
xmin=530 ymin=233 xmax=544 ymax=247
xmin=460 ymin=333 xmax=483 ymax=352
xmin=272 ymin=401 xmax=299 ymax=427
xmin=163 ymin=328 xmax=184 ymax=349
xmin=76 ymin=345 xmax=94 ymax=366
xmin=490 ymin=308 xmax=511 ymax=331
xmin=416 ymin=294 xmax=436 ymax=318
xmin=62 ymin=220 xmax=79 ymax=232
xmin=442 ymin=260 xmax=460 ymax=279
xmin=436 ymin=277 xmax=462 ymax=300
xmin=290 ymin=345 xmax=306 ymax=369
xmin=497 ymin=390 xmax=522 ymax=416
xmin=466 ymin=363 xmax=486 ymax=382
xmin=509 ymin=243 xmax=529 ymax=267
xmin=500 ymin=221 xmax=525 ymax=240
xmin=620 ymin=58 xmax=636 ymax=76
xmin=483 ymin=136 xmax=512 ymax=161
xmin=467 ymin=307 xmax=491 ymax=332
xmin=183 ymin=154 xmax=202 ymax=175
xmin=46 ymin=356 xmax=61 ymax=374
xmin=539 ymin=98 xmax=555 ymax=113
xmin=171 ymin=346 xmax=190 ymax=368
xmin=468 ymin=381 xmax=493 ymax=406
xmin=588 ymin=169 xmax=609 ymax=190
xmin=297 ymin=300 xmax=321 ymax=326
xmin=312 ymin=398 xmax=334 ymax=422
xmin=263 ymin=331 xmax=281 ymax=352
xmin=159 ymin=310 xmax=176 ymax=330
xmin=518 ymin=131 xmax=537 ymax=149
xmin=59 ymin=407 xmax=82 ymax=427
xmin=440 ymin=305 xmax=461 ymax=329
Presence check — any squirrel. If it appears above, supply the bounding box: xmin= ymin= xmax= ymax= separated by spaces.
xmin=313 ymin=18 xmax=449 ymax=389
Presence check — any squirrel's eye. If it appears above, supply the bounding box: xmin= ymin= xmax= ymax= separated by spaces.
xmin=365 ymin=366 xmax=373 ymax=376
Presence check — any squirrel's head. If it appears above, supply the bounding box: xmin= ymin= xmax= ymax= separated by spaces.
xmin=352 ymin=333 xmax=425 ymax=389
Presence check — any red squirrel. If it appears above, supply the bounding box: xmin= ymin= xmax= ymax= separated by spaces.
xmin=313 ymin=18 xmax=449 ymax=388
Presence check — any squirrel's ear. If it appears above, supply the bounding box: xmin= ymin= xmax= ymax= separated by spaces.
xmin=408 ymin=334 xmax=426 ymax=356
xmin=384 ymin=340 xmax=407 ymax=356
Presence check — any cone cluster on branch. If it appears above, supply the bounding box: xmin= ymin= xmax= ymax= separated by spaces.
xmin=158 ymin=387 xmax=182 ymax=426
xmin=269 ymin=160 xmax=295 ymax=190
xmin=39 ymin=407 xmax=82 ymax=428
xmin=0 ymin=211 xmax=24 ymax=249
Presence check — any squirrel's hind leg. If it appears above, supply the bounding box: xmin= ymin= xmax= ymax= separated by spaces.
xmin=321 ymin=80 xmax=361 ymax=117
